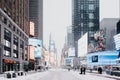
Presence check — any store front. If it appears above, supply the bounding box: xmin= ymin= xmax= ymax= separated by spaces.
xmin=2 ymin=59 xmax=20 ymax=72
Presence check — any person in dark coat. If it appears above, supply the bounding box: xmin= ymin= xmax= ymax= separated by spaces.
xmin=80 ymin=67 xmax=83 ymax=74
xmin=83 ymin=67 xmax=86 ymax=74
xmin=98 ymin=67 xmax=102 ymax=74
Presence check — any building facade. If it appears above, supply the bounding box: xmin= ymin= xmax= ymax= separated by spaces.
xmin=72 ymin=0 xmax=99 ymax=56
xmin=29 ymin=0 xmax=43 ymax=40
xmin=67 ymin=26 xmax=74 ymax=47
xmin=0 ymin=0 xmax=29 ymax=73
xmin=117 ymin=20 xmax=120 ymax=34
xmin=100 ymin=18 xmax=119 ymax=51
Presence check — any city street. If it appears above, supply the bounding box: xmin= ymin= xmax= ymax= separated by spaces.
xmin=0 ymin=69 xmax=117 ymax=80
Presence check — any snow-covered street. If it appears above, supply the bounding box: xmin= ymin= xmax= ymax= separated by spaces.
xmin=0 ymin=69 xmax=118 ymax=80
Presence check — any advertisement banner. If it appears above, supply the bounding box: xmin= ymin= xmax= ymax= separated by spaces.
xmin=29 ymin=38 xmax=42 ymax=59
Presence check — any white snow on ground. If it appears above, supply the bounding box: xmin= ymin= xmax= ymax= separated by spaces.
xmin=0 ymin=69 xmax=117 ymax=80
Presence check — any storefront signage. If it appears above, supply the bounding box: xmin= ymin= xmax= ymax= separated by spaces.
xmin=4 ymin=59 xmax=16 ymax=64
xmin=92 ymin=55 xmax=98 ymax=62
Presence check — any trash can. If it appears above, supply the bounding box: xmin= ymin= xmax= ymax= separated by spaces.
xmin=21 ymin=72 xmax=23 ymax=76
xmin=18 ymin=72 xmax=20 ymax=76
xmin=7 ymin=73 xmax=11 ymax=78
xmin=12 ymin=73 xmax=16 ymax=78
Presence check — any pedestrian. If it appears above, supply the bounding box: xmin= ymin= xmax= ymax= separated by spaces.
xmin=83 ymin=67 xmax=86 ymax=75
xmin=98 ymin=67 xmax=102 ymax=74
xmin=80 ymin=66 xmax=83 ymax=74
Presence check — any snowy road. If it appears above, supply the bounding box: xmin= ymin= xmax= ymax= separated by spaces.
xmin=0 ymin=69 xmax=116 ymax=80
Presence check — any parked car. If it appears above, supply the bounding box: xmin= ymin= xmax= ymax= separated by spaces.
xmin=106 ymin=66 xmax=120 ymax=76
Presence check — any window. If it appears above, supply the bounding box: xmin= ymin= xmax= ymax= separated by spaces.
xmin=4 ymin=40 xmax=10 ymax=47
xmin=4 ymin=17 xmax=7 ymax=24
xmin=81 ymin=5 xmax=83 ymax=9
xmin=89 ymin=22 xmax=94 ymax=27
xmin=13 ymin=50 xmax=18 ymax=58
xmin=89 ymin=13 xmax=94 ymax=19
xmin=81 ymin=14 xmax=83 ymax=19
xmin=13 ymin=26 xmax=16 ymax=31
xmin=4 ymin=50 xmax=10 ymax=57
xmin=89 ymin=4 xmax=94 ymax=10
xmin=81 ymin=23 xmax=83 ymax=27
xmin=89 ymin=31 xmax=94 ymax=37
xmin=13 ymin=44 xmax=17 ymax=50
xmin=4 ymin=28 xmax=11 ymax=41
xmin=89 ymin=0 xmax=94 ymax=1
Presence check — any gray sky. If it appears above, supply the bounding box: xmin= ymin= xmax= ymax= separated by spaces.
xmin=43 ymin=0 xmax=119 ymax=61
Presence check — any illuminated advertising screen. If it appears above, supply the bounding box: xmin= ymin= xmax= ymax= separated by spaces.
xmin=29 ymin=45 xmax=35 ymax=60
xmin=94 ymin=30 xmax=106 ymax=51
xmin=29 ymin=38 xmax=42 ymax=59
xmin=114 ymin=33 xmax=120 ymax=50
xmin=78 ymin=33 xmax=88 ymax=57
xmin=29 ymin=21 xmax=34 ymax=36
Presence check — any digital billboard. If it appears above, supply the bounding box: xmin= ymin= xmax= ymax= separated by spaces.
xmin=29 ymin=21 xmax=34 ymax=36
xmin=29 ymin=45 xmax=35 ymax=60
xmin=29 ymin=38 xmax=42 ymax=59
xmin=114 ymin=33 xmax=120 ymax=50
xmin=94 ymin=30 xmax=106 ymax=51
xmin=78 ymin=33 xmax=88 ymax=57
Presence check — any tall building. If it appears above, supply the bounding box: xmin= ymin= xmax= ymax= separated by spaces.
xmin=100 ymin=18 xmax=119 ymax=51
xmin=0 ymin=0 xmax=29 ymax=73
xmin=117 ymin=20 xmax=120 ymax=34
xmin=29 ymin=0 xmax=43 ymax=40
xmin=72 ymin=0 xmax=99 ymax=56
xmin=67 ymin=26 xmax=74 ymax=47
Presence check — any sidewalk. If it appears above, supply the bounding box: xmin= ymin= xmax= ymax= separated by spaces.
xmin=0 ymin=70 xmax=45 ymax=78
xmin=87 ymin=70 xmax=120 ymax=80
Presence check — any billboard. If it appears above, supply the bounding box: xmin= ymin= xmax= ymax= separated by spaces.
xmin=87 ymin=51 xmax=119 ymax=66
xmin=65 ymin=58 xmax=73 ymax=66
xmin=114 ymin=33 xmax=120 ymax=50
xmin=29 ymin=21 xmax=34 ymax=36
xmin=94 ymin=30 xmax=106 ymax=51
xmin=78 ymin=33 xmax=88 ymax=57
xmin=29 ymin=38 xmax=42 ymax=59
xmin=68 ymin=47 xmax=75 ymax=57
xmin=29 ymin=45 xmax=35 ymax=60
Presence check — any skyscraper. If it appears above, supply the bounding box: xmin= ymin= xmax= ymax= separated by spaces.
xmin=0 ymin=0 xmax=29 ymax=73
xmin=29 ymin=0 xmax=43 ymax=40
xmin=72 ymin=0 xmax=99 ymax=56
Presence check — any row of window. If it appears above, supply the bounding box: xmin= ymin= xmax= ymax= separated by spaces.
xmin=4 ymin=28 xmax=25 ymax=59
xmin=80 ymin=13 xmax=94 ymax=19
xmin=79 ymin=22 xmax=94 ymax=28
xmin=1 ymin=14 xmax=28 ymax=41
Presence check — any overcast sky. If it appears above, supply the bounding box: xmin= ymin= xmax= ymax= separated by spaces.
xmin=43 ymin=0 xmax=119 ymax=62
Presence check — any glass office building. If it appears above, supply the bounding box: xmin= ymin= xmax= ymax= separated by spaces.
xmin=72 ymin=0 xmax=99 ymax=56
